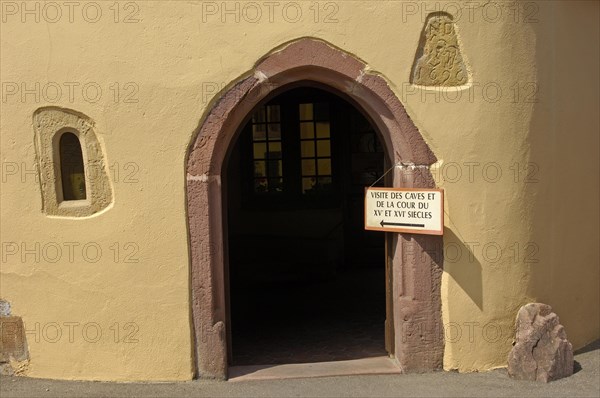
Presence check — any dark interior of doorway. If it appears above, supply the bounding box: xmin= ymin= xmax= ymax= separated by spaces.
xmin=226 ymin=86 xmax=386 ymax=366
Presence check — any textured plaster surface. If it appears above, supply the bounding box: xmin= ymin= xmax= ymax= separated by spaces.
xmin=524 ymin=2 xmax=600 ymax=366
xmin=0 ymin=0 xmax=598 ymax=381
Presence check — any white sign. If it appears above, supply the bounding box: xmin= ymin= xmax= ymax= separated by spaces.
xmin=365 ymin=188 xmax=444 ymax=235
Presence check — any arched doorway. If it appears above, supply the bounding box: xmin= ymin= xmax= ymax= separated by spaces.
xmin=186 ymin=38 xmax=444 ymax=379
xmin=226 ymin=85 xmax=388 ymax=366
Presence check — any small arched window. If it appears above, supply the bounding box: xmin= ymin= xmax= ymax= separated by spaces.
xmin=59 ymin=133 xmax=87 ymax=201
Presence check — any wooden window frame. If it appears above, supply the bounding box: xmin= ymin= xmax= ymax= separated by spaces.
xmin=240 ymin=87 xmax=343 ymax=210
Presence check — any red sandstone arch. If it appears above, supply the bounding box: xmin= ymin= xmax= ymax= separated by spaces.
xmin=186 ymin=38 xmax=444 ymax=379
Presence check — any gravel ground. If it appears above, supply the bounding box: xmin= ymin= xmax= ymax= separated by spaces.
xmin=1 ymin=340 xmax=598 ymax=398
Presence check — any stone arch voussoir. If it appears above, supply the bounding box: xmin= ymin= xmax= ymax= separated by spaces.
xmin=186 ymin=37 xmax=443 ymax=379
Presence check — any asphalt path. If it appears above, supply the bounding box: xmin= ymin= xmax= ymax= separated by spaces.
xmin=2 ymin=340 xmax=598 ymax=398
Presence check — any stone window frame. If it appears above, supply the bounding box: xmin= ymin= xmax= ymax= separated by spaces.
xmin=33 ymin=107 xmax=113 ymax=217
xmin=186 ymin=38 xmax=445 ymax=379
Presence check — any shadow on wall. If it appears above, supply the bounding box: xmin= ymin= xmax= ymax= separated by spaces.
xmin=443 ymin=228 xmax=483 ymax=311
xmin=526 ymin=2 xmax=600 ymax=350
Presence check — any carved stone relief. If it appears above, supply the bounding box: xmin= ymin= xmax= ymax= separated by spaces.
xmin=411 ymin=13 xmax=469 ymax=86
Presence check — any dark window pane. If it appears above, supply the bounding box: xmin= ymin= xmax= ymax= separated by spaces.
xmin=250 ymin=104 xmax=285 ymax=195
xmin=299 ymin=103 xmax=313 ymax=121
xmin=252 ymin=124 xmax=266 ymax=141
xmin=59 ymin=132 xmax=86 ymax=201
xmin=318 ymin=176 xmax=333 ymax=188
xmin=302 ymin=177 xmax=316 ymax=193
xmin=267 ymin=105 xmax=280 ymax=122
xmin=252 ymin=107 xmax=266 ymax=123
xmin=314 ymin=103 xmax=329 ymax=121
xmin=253 ymin=142 xmax=267 ymax=159
xmin=302 ymin=159 xmax=316 ymax=176
xmin=253 ymin=161 xmax=266 ymax=177
xmin=268 ymin=124 xmax=281 ymax=140
xmin=268 ymin=142 xmax=282 ymax=159
xmin=318 ymin=159 xmax=332 ymax=175
xmin=300 ymin=122 xmax=314 ymax=139
xmin=316 ymin=140 xmax=331 ymax=157
xmin=268 ymin=178 xmax=283 ymax=192
xmin=301 ymin=140 xmax=315 ymax=157
xmin=268 ymin=160 xmax=282 ymax=177
xmin=254 ymin=178 xmax=268 ymax=193
xmin=316 ymin=122 xmax=330 ymax=138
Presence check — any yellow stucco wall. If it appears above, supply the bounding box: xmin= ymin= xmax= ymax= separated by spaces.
xmin=526 ymin=1 xmax=600 ymax=360
xmin=1 ymin=0 xmax=598 ymax=380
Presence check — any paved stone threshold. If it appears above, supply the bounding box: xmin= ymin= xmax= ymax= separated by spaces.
xmin=228 ymin=356 xmax=400 ymax=381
